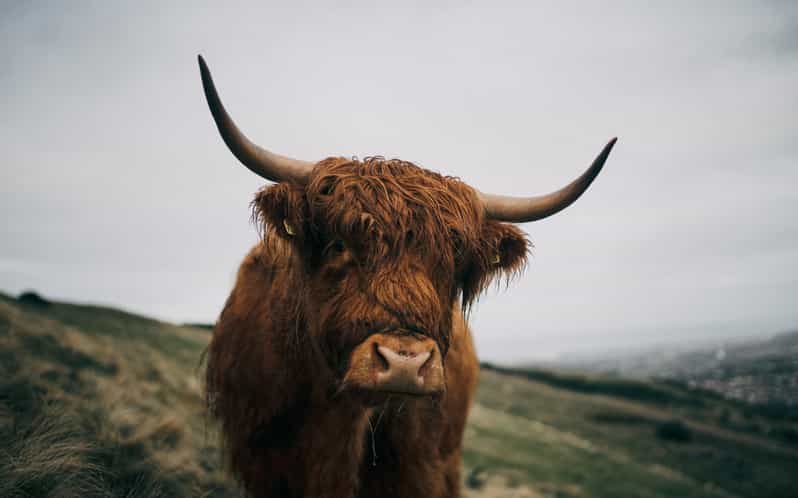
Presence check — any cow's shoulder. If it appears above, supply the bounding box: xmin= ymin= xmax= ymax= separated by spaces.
xmin=216 ymin=233 xmax=303 ymax=344
xmin=240 ymin=232 xmax=296 ymax=275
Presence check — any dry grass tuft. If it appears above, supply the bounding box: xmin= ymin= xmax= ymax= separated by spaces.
xmin=0 ymin=296 xmax=241 ymax=498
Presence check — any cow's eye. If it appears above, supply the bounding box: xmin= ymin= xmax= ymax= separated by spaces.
xmin=327 ymin=239 xmax=346 ymax=255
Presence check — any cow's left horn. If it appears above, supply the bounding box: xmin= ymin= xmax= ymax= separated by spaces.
xmin=198 ymin=55 xmax=313 ymax=184
xmin=479 ymin=138 xmax=617 ymax=222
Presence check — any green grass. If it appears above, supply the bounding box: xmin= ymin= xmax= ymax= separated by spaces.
xmin=1 ymin=291 xmax=797 ymax=498
xmin=481 ymin=361 xmax=798 ymax=448
xmin=467 ymin=369 xmax=798 ymax=498
xmin=481 ymin=362 xmax=712 ymax=408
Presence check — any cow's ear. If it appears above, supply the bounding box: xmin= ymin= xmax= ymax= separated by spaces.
xmin=462 ymin=221 xmax=528 ymax=306
xmin=252 ymin=183 xmax=309 ymax=240
xmin=483 ymin=221 xmax=528 ymax=275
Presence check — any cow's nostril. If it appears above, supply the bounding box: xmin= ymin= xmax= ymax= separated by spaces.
xmin=374 ymin=342 xmax=390 ymax=371
xmin=417 ymin=348 xmax=434 ymax=376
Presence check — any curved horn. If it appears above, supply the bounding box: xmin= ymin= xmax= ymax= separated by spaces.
xmin=198 ymin=55 xmax=313 ymax=184
xmin=479 ymin=138 xmax=617 ymax=222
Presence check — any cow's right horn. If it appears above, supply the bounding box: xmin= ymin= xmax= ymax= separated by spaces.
xmin=478 ymin=138 xmax=617 ymax=223
xmin=198 ymin=55 xmax=313 ymax=184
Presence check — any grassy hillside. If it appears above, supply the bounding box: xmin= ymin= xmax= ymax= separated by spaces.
xmin=1 ymin=292 xmax=796 ymax=498
xmin=0 ymin=292 xmax=238 ymax=497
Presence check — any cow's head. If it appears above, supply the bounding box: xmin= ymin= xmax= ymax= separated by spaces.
xmin=199 ymin=56 xmax=615 ymax=401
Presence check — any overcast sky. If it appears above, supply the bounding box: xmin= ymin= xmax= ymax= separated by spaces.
xmin=2 ymin=1 xmax=797 ymax=362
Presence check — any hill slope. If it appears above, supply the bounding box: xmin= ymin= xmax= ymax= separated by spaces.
xmin=1 ymin=293 xmax=796 ymax=498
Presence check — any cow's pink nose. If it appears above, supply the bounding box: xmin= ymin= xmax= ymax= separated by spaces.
xmin=344 ymin=333 xmax=444 ymax=396
xmin=374 ymin=345 xmax=432 ymax=391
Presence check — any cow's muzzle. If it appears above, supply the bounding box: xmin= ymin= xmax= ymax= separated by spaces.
xmin=343 ymin=333 xmax=444 ymax=396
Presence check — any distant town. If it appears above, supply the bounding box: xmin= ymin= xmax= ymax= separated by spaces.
xmin=549 ymin=329 xmax=798 ymax=408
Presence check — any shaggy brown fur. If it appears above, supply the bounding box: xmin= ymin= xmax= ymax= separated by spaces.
xmin=205 ymin=157 xmax=528 ymax=498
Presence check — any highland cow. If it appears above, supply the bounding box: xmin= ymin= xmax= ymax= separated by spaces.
xmin=199 ymin=55 xmax=616 ymax=498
